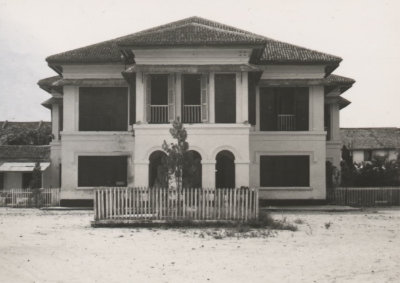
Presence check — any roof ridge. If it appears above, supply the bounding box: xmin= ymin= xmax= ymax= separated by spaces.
xmin=120 ymin=22 xmax=266 ymax=42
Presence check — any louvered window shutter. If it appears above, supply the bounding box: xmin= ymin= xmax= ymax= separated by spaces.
xmin=200 ymin=74 xmax=209 ymax=122
xmin=168 ymin=74 xmax=175 ymax=122
xmin=145 ymin=75 xmax=151 ymax=123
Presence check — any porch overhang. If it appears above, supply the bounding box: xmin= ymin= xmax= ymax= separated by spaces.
xmin=0 ymin=162 xmax=50 ymax=172
xmin=53 ymin=78 xmax=129 ymax=87
xmin=41 ymin=97 xmax=63 ymax=110
xmin=123 ymin=64 xmax=261 ymax=74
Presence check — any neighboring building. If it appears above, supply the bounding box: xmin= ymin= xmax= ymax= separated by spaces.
xmin=38 ymin=16 xmax=354 ymax=203
xmin=341 ymin=128 xmax=400 ymax=163
xmin=0 ymin=145 xmax=50 ymax=190
xmin=0 ymin=121 xmax=52 ymax=190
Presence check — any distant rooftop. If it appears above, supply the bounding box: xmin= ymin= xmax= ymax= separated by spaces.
xmin=340 ymin=128 xmax=400 ymax=150
xmin=0 ymin=145 xmax=50 ymax=162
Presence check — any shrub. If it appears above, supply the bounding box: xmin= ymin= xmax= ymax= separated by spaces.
xmin=340 ymin=147 xmax=400 ymax=187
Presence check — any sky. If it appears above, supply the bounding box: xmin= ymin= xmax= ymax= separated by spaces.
xmin=0 ymin=0 xmax=399 ymax=127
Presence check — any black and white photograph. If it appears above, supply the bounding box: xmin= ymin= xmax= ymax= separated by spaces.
xmin=0 ymin=0 xmax=399 ymax=282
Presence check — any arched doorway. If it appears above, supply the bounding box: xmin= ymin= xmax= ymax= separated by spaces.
xmin=183 ymin=150 xmax=202 ymax=188
xmin=216 ymin=150 xmax=235 ymax=188
xmin=149 ymin=150 xmax=168 ymax=187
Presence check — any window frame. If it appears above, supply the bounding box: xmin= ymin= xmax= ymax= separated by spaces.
xmin=259 ymin=87 xmax=309 ymax=131
xmin=259 ymin=155 xmax=311 ymax=188
xmin=78 ymin=86 xmax=129 ymax=132
xmin=77 ymin=155 xmax=129 ymax=188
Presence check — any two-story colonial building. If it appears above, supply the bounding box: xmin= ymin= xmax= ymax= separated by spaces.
xmin=38 ymin=17 xmax=354 ymax=205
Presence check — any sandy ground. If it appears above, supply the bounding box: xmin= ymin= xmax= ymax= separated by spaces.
xmin=0 ymin=208 xmax=399 ymax=283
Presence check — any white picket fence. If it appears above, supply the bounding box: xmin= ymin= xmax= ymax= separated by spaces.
xmin=93 ymin=187 xmax=259 ymax=223
xmin=332 ymin=187 xmax=400 ymax=206
xmin=0 ymin=188 xmax=61 ymax=208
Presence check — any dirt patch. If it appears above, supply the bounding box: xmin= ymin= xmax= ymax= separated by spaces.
xmin=0 ymin=208 xmax=399 ymax=282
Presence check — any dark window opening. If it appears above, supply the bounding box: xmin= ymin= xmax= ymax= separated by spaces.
xmin=151 ymin=74 xmax=168 ymax=105
xmin=149 ymin=74 xmax=169 ymax=124
xmin=260 ymin=156 xmax=310 ymax=187
xmin=324 ymin=104 xmax=331 ymax=140
xmin=248 ymin=73 xmax=256 ymax=125
xmin=216 ymin=150 xmax=235 ymax=188
xmin=79 ymin=87 xmax=128 ymax=131
xmin=182 ymin=74 xmax=202 ymax=123
xmin=149 ymin=151 xmax=168 ymax=187
xmin=364 ymin=150 xmax=373 ymax=162
xmin=183 ymin=150 xmax=202 ymax=188
xmin=78 ymin=156 xmax=127 ymax=187
xmin=260 ymin=87 xmax=309 ymax=131
xmin=22 ymin=172 xmax=37 ymax=189
xmin=215 ymin=74 xmax=236 ymax=123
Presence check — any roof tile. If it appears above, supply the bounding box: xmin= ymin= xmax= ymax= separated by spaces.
xmin=46 ymin=16 xmax=342 ymax=65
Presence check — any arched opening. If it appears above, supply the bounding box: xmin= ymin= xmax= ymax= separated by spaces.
xmin=183 ymin=150 xmax=202 ymax=188
xmin=149 ymin=150 xmax=168 ymax=187
xmin=216 ymin=150 xmax=235 ymax=188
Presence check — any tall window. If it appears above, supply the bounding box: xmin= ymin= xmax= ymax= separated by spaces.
xmin=260 ymin=156 xmax=310 ymax=187
xmin=78 ymin=156 xmax=127 ymax=187
xmin=215 ymin=74 xmax=236 ymax=123
xmin=260 ymin=87 xmax=309 ymax=131
xmin=182 ymin=74 xmax=202 ymax=123
xmin=79 ymin=87 xmax=128 ymax=131
xmin=148 ymin=74 xmax=169 ymax=124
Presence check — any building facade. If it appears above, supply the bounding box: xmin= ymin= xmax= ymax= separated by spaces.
xmin=38 ymin=17 xmax=354 ymax=203
xmin=341 ymin=128 xmax=400 ymax=163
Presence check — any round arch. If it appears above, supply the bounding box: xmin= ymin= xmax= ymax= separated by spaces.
xmin=211 ymin=145 xmax=241 ymax=161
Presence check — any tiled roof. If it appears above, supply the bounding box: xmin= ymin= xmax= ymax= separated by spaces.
xmin=325 ymin=74 xmax=355 ymax=84
xmin=41 ymin=97 xmax=63 ymax=109
xmin=37 ymin=76 xmax=63 ymax=94
xmin=117 ymin=23 xmax=266 ymax=47
xmin=46 ymin=16 xmax=342 ymax=66
xmin=341 ymin=128 xmax=400 ymax=150
xmin=0 ymin=145 xmax=50 ymax=162
xmin=259 ymin=40 xmax=341 ymax=64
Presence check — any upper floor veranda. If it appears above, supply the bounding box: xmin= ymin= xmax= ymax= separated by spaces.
xmin=40 ymin=61 xmax=353 ymax=145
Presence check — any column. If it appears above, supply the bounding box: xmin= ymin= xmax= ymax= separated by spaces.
xmin=135 ymin=71 xmax=145 ymax=123
xmin=255 ymin=86 xmax=260 ymax=131
xmin=235 ymin=162 xmax=250 ymax=187
xmin=330 ymin=103 xmax=340 ymax=141
xmin=241 ymin=72 xmax=249 ymax=123
xmin=209 ymin=72 xmax=215 ymax=123
xmin=176 ymin=73 xmax=182 ymax=120
xmin=201 ymin=161 xmax=216 ymax=188
xmin=235 ymin=72 xmax=242 ymax=123
xmin=133 ymin=161 xmax=149 ymax=187
xmin=309 ymin=85 xmax=324 ymax=131
xmin=63 ymin=86 xmax=78 ymax=131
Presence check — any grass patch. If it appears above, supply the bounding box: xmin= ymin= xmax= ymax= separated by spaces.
xmin=294 ymin=218 xmax=305 ymax=224
xmin=92 ymin=211 xmax=298 ymax=239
